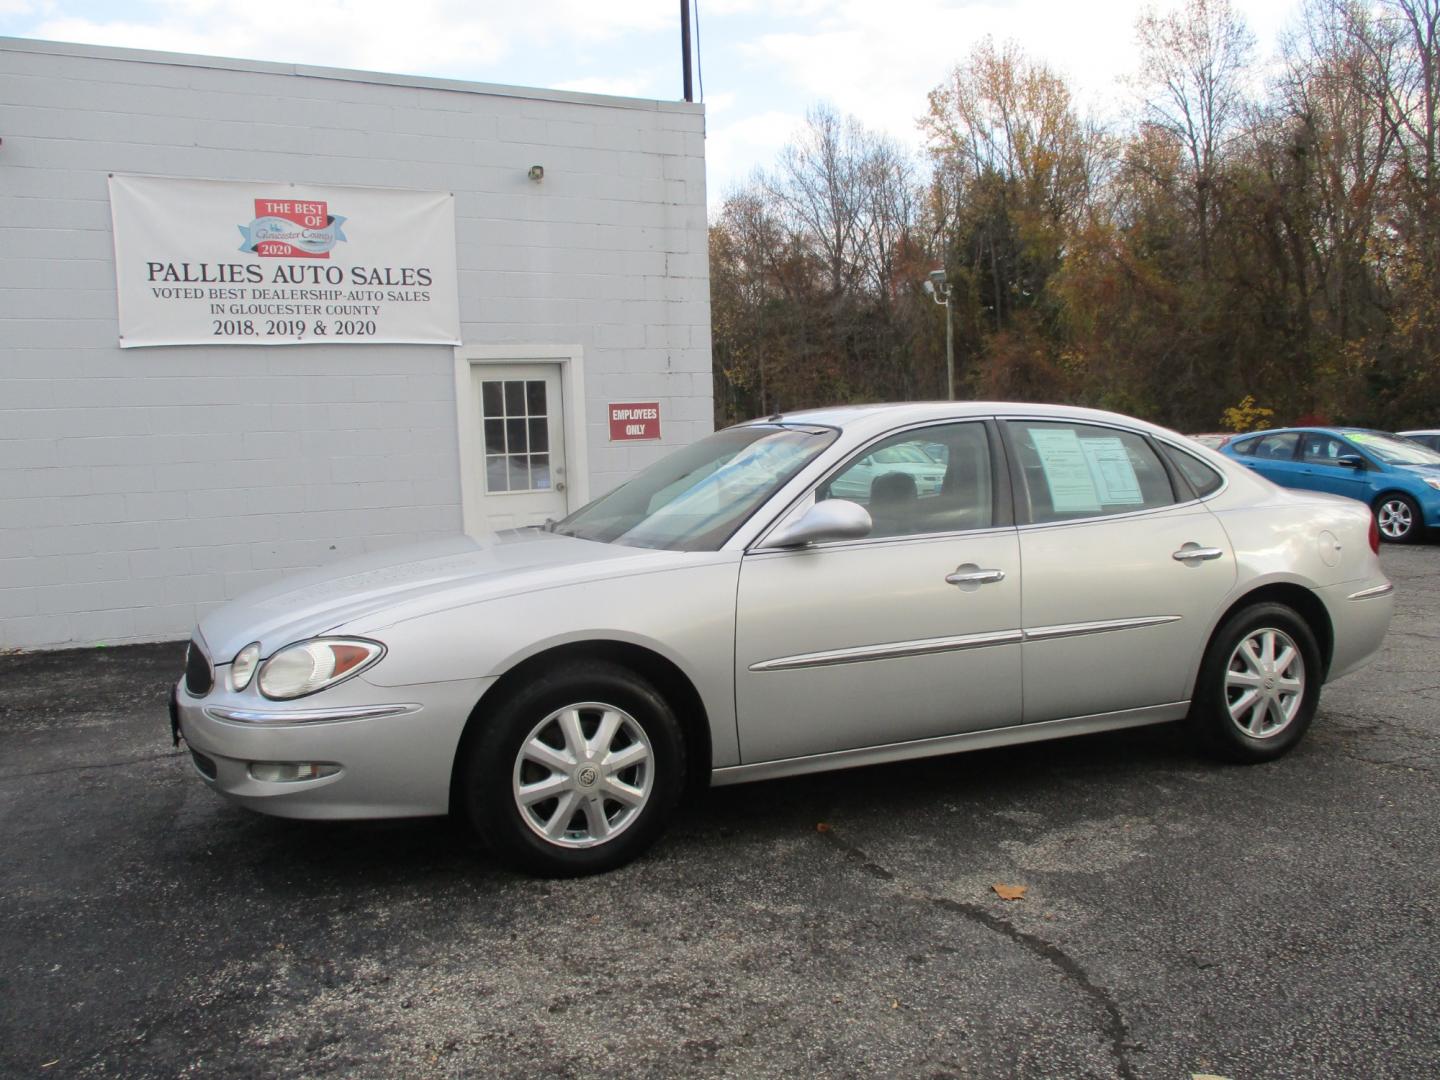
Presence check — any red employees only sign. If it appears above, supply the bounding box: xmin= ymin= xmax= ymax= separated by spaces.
xmin=609 ymin=402 xmax=661 ymax=441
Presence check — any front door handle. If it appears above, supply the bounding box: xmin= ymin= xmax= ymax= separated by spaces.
xmin=1172 ymin=545 xmax=1224 ymax=562
xmin=946 ymin=566 xmax=1006 ymax=586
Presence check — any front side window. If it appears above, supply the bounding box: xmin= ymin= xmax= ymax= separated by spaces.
xmin=1007 ymin=420 xmax=1176 ymax=524
xmin=554 ymin=424 xmax=837 ymax=551
xmin=819 ymin=422 xmax=994 ymax=538
xmin=1301 ymin=433 xmax=1349 ymax=465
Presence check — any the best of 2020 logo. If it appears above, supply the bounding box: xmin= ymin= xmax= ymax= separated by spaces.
xmin=238 ymin=198 xmax=348 ymax=258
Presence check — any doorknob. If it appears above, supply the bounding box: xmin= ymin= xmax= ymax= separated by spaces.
xmin=1172 ymin=544 xmax=1224 ymax=562
xmin=945 ymin=564 xmax=1006 ymax=587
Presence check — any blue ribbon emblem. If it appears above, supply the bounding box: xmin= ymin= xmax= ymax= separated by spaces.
xmin=238 ymin=215 xmax=348 ymax=255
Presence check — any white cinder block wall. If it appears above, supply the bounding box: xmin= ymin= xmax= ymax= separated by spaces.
xmin=0 ymin=38 xmax=712 ymax=650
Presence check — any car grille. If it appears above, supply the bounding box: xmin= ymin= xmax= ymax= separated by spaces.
xmin=184 ymin=638 xmax=213 ymax=697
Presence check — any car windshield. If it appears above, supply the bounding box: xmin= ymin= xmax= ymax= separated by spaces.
xmin=554 ymin=424 xmax=838 ymax=550
xmin=1347 ymin=431 xmax=1440 ymax=466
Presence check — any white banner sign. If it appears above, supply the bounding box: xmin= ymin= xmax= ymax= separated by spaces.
xmin=109 ymin=175 xmax=460 ymax=348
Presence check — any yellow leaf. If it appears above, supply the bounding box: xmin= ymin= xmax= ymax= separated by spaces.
xmin=993 ymin=883 xmax=1027 ymax=901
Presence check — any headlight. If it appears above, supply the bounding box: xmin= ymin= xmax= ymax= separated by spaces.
xmin=229 ymin=642 xmax=261 ymax=691
xmin=1424 ymin=477 xmax=1440 ymax=491
xmin=257 ymin=638 xmax=385 ymax=700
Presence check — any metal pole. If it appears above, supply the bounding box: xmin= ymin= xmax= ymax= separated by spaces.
xmin=945 ymin=293 xmax=955 ymax=401
xmin=680 ymin=0 xmax=694 ymax=102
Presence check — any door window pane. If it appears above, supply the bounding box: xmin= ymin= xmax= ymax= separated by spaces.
xmin=1301 ymin=433 xmax=1345 ymax=464
xmin=1006 ymin=421 xmax=1176 ymax=524
xmin=1252 ymin=432 xmax=1299 ymax=461
xmin=480 ymin=378 xmax=553 ymax=493
xmin=820 ymin=423 xmax=992 ymax=538
xmin=1162 ymin=444 xmax=1224 ymax=497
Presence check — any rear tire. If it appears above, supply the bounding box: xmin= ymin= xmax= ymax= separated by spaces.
xmin=1375 ymin=493 xmax=1423 ymax=543
xmin=460 ymin=660 xmax=685 ymax=877
xmin=1189 ymin=602 xmax=1322 ymax=763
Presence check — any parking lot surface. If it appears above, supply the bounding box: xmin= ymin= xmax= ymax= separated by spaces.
xmin=2 ymin=546 xmax=1439 ymax=1079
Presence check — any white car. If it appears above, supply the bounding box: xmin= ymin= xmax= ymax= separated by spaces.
xmin=1398 ymin=429 xmax=1440 ymax=453
xmin=173 ymin=403 xmax=1394 ymax=875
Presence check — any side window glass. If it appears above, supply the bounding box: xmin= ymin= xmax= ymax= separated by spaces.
xmin=1231 ymin=437 xmax=1258 ymax=456
xmin=1254 ymin=432 xmax=1299 ymax=460
xmin=1301 ymin=434 xmax=1343 ymax=464
xmin=1163 ymin=444 xmax=1224 ymax=497
xmin=820 ymin=423 xmax=993 ymax=538
xmin=1006 ymin=421 xmax=1176 ymax=524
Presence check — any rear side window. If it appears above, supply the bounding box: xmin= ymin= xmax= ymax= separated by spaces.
xmin=1005 ymin=421 xmax=1176 ymax=524
xmin=1162 ymin=444 xmax=1225 ymax=497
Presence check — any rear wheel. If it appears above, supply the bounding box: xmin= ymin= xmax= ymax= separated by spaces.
xmin=461 ymin=661 xmax=685 ymax=876
xmin=1189 ymin=602 xmax=1321 ymax=763
xmin=1375 ymin=493 xmax=1423 ymax=543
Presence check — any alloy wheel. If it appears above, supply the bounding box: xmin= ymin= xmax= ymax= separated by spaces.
xmin=1377 ymin=499 xmax=1413 ymax=539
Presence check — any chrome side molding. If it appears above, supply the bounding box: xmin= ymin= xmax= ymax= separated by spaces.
xmin=750 ymin=614 xmax=1182 ymax=672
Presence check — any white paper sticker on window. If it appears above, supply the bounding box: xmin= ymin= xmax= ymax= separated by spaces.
xmin=1030 ymin=428 xmax=1101 ymax=512
xmin=1080 ymin=436 xmax=1143 ymax=505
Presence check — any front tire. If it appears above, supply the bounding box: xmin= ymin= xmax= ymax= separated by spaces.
xmin=1375 ymin=493 xmax=1423 ymax=543
xmin=1189 ymin=602 xmax=1322 ymax=763
xmin=461 ymin=661 xmax=685 ymax=877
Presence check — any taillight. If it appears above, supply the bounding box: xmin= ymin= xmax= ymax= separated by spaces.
xmin=1368 ymin=514 xmax=1380 ymax=554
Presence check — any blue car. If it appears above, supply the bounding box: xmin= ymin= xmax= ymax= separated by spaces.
xmin=1222 ymin=427 xmax=1440 ymax=542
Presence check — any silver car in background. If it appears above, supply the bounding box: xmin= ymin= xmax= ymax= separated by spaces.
xmin=173 ymin=403 xmax=1394 ymax=875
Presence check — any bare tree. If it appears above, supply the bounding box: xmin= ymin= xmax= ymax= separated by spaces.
xmin=1135 ymin=0 xmax=1257 ymax=276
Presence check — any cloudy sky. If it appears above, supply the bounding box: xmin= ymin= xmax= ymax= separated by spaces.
xmin=1 ymin=0 xmax=1302 ymax=206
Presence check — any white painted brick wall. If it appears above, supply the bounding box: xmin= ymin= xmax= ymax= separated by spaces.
xmin=0 ymin=38 xmax=712 ymax=650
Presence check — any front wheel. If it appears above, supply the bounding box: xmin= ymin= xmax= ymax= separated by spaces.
xmin=460 ymin=661 xmax=685 ymax=876
xmin=1375 ymin=493 xmax=1423 ymax=543
xmin=1189 ymin=602 xmax=1322 ymax=763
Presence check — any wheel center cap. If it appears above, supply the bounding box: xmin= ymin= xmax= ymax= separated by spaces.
xmin=1264 ymin=676 xmax=1276 ymax=691
xmin=574 ymin=765 xmax=600 ymax=788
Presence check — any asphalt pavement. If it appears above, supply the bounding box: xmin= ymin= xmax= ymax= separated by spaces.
xmin=2 ymin=546 xmax=1438 ymax=1079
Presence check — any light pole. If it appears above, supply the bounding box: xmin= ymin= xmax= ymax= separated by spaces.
xmin=922 ymin=268 xmax=955 ymax=400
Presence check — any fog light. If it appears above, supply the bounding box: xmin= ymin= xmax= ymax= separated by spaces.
xmin=248 ymin=762 xmax=340 ymax=783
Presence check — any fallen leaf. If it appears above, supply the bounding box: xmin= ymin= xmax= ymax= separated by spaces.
xmin=992 ymin=883 xmax=1027 ymax=901
xmin=1191 ymin=1075 xmax=1233 ymax=1080
xmin=815 ymin=822 xmax=832 ymax=833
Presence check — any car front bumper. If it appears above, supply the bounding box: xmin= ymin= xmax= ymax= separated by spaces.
xmin=175 ymin=674 xmax=494 ymax=819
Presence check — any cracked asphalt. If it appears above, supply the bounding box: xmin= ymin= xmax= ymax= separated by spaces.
xmin=2 ymin=546 xmax=1438 ymax=1079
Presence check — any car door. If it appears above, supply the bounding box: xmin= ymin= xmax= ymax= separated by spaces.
xmin=733 ymin=420 xmax=1022 ymax=763
xmin=1003 ymin=419 xmax=1238 ymax=722
xmin=1297 ymin=432 xmax=1371 ymax=501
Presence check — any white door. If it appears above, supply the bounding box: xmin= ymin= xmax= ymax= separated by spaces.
xmin=465 ymin=364 xmax=569 ymax=530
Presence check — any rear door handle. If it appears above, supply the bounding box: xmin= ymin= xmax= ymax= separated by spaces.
xmin=946 ymin=566 xmax=1006 ymax=586
xmin=1172 ymin=546 xmax=1224 ymax=562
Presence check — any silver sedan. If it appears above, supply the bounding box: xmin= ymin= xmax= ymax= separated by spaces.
xmin=173 ymin=403 xmax=1395 ymax=875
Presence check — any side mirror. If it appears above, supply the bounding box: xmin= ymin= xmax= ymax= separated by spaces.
xmin=766 ymin=499 xmax=873 ymax=548
xmin=1337 ymin=455 xmax=1366 ymax=470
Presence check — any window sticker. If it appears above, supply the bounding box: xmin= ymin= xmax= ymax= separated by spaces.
xmin=1030 ymin=428 xmax=1101 ymax=511
xmin=1080 ymin=436 xmax=1144 ymax=505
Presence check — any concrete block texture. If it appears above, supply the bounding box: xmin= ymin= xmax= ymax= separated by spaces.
xmin=0 ymin=37 xmax=712 ymax=650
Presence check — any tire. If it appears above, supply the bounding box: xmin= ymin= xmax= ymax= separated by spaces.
xmin=1188 ymin=602 xmax=1322 ymax=764
xmin=1375 ymin=493 xmax=1423 ymax=543
xmin=460 ymin=660 xmax=685 ymax=877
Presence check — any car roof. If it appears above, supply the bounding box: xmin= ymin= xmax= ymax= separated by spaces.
xmin=736 ymin=401 xmax=1189 ymax=440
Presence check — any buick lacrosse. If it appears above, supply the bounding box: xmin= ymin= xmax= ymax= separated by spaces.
xmin=172 ymin=403 xmax=1394 ymax=875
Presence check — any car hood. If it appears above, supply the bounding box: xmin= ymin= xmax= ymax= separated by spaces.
xmin=196 ymin=531 xmax=684 ymax=663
